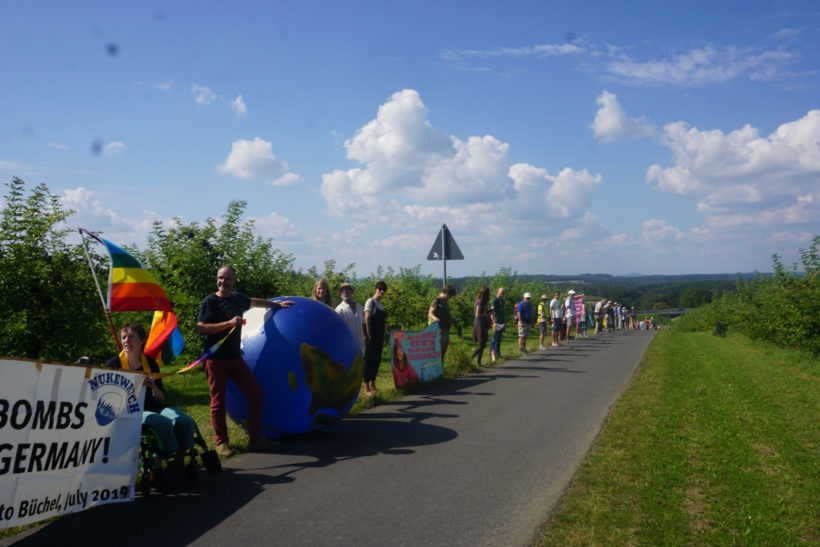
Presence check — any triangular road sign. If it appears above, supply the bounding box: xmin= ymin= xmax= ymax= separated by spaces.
xmin=427 ymin=224 xmax=464 ymax=261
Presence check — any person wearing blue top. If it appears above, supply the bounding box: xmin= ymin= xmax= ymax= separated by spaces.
xmin=515 ymin=292 xmax=534 ymax=355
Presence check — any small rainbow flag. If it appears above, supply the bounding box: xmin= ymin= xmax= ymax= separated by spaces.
xmin=102 ymin=238 xmax=173 ymax=312
xmin=81 ymin=229 xmax=184 ymax=367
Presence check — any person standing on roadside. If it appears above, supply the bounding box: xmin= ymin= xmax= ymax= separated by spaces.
xmin=515 ymin=292 xmax=534 ymax=355
xmin=428 ymin=284 xmax=456 ymax=365
xmin=312 ymin=278 xmax=333 ymax=307
xmin=335 ymin=282 xmax=365 ymax=351
xmin=489 ymin=287 xmax=506 ymax=362
xmin=471 ymin=286 xmax=491 ymax=366
xmin=537 ymin=294 xmax=550 ymax=350
xmin=549 ymin=291 xmax=563 ymax=347
xmin=564 ymin=290 xmax=578 ymax=342
xmin=594 ymin=298 xmax=606 ymax=335
xmin=363 ymin=280 xmax=388 ymax=397
xmin=197 ymin=265 xmax=294 ymax=457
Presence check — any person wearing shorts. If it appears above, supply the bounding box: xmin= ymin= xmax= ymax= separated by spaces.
xmin=515 ymin=293 xmax=534 ymax=354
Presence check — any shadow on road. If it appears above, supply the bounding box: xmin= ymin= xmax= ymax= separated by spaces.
xmin=5 ymin=466 xmax=291 ymax=546
xmin=7 ymin=386 xmax=470 ymax=546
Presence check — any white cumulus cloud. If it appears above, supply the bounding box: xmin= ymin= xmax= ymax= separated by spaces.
xmin=605 ymin=44 xmax=795 ymax=86
xmin=591 ymin=91 xmax=653 ymax=142
xmin=217 ymin=137 xmax=288 ymax=179
xmin=321 ymin=89 xmax=546 ymax=215
xmin=230 ymin=95 xmax=247 ymax=118
xmin=318 ymin=89 xmax=609 ymax=269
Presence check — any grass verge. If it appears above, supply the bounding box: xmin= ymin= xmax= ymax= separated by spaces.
xmin=538 ymin=330 xmax=819 ymax=545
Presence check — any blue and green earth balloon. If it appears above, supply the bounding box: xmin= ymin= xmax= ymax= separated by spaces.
xmin=226 ymin=296 xmax=363 ymax=438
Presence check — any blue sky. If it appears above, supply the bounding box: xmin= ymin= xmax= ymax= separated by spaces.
xmin=2 ymin=1 xmax=818 ymax=278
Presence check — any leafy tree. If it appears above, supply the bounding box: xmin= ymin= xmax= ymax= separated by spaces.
xmin=138 ymin=200 xmax=295 ymax=362
xmin=677 ymin=235 xmax=819 ymax=354
xmin=356 ymin=265 xmax=438 ymax=331
xmin=0 ymin=178 xmax=110 ymax=360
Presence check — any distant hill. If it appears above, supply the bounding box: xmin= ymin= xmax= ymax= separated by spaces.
xmin=440 ymin=272 xmax=765 ymax=310
xmin=445 ymin=272 xmax=762 ymax=287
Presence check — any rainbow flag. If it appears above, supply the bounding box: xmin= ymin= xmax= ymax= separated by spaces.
xmin=144 ymin=310 xmax=185 ymax=367
xmin=82 ymin=230 xmax=184 ymax=366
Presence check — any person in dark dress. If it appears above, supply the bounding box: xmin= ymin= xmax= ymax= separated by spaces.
xmin=362 ymin=280 xmax=388 ymax=396
xmin=471 ymin=286 xmax=490 ymax=367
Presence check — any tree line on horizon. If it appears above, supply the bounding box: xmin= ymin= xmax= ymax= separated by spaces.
xmin=0 ymin=177 xmax=791 ymax=364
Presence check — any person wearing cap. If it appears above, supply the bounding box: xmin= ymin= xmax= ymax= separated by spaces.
xmin=515 ymin=292 xmax=534 ymax=354
xmin=564 ymin=290 xmax=585 ymax=340
xmin=335 ymin=282 xmax=365 ymax=352
xmin=537 ymin=294 xmax=550 ymax=350
xmin=428 ymin=284 xmax=456 ymax=364
xmin=549 ymin=291 xmax=563 ymax=347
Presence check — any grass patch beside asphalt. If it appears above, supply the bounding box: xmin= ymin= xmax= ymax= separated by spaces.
xmin=539 ymin=330 xmax=819 ymax=546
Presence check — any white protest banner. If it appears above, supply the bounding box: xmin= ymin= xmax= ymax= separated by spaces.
xmin=0 ymin=358 xmax=145 ymax=528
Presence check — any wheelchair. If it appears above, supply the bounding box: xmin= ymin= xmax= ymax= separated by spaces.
xmin=73 ymin=356 xmax=222 ymax=495
xmin=138 ymin=420 xmax=222 ymax=496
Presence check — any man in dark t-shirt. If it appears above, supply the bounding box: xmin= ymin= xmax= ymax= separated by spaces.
xmin=197 ymin=265 xmax=294 ymax=457
xmin=427 ymin=284 xmax=456 ymax=364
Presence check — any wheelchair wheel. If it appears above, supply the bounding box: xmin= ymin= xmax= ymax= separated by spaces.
xmin=201 ymin=449 xmax=222 ymax=475
xmin=139 ymin=474 xmax=152 ymax=497
xmin=186 ymin=460 xmax=199 ymax=484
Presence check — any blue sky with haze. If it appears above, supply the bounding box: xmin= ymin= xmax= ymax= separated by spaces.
xmin=2 ymin=1 xmax=818 ymax=278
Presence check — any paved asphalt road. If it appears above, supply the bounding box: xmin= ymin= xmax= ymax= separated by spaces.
xmin=6 ymin=330 xmax=655 ymax=547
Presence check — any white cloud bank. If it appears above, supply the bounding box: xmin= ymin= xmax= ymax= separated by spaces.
xmin=647 ymin=109 xmax=820 ymax=230
xmin=442 ymin=34 xmax=799 ymax=87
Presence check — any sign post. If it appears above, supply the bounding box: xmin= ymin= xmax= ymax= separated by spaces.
xmin=426 ymin=224 xmax=464 ymax=286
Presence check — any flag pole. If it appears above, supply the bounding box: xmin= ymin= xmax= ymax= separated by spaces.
xmin=79 ymin=228 xmax=122 ymax=352
xmin=441 ymin=224 xmax=447 ymax=287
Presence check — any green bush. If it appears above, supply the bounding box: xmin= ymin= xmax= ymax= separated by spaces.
xmin=677 ymin=235 xmax=819 ymax=354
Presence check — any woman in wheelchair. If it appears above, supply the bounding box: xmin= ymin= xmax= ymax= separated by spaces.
xmin=106 ymin=322 xmax=196 ymax=485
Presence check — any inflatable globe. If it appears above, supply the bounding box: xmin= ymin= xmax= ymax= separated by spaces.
xmin=226 ymin=296 xmax=363 ymax=438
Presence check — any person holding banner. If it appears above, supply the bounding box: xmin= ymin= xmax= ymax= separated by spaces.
xmin=363 ymin=280 xmax=388 ymax=397
xmin=197 ymin=265 xmax=294 ymax=457
xmin=106 ymin=322 xmax=196 ymax=484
